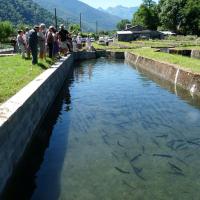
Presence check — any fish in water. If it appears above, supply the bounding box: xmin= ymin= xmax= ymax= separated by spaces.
xmin=102 ymin=135 xmax=110 ymax=146
xmin=151 ymin=138 xmax=160 ymax=148
xmin=121 ymin=135 xmax=130 ymax=140
xmin=167 ymin=139 xmax=185 ymax=150
xmin=187 ymin=140 xmax=200 ymax=147
xmin=184 ymin=153 xmax=193 ymax=158
xmin=130 ymin=154 xmax=142 ymax=163
xmin=131 ymin=165 xmax=145 ymax=181
xmin=124 ymin=152 xmax=129 ymax=159
xmin=175 ymin=157 xmax=188 ymax=166
xmin=175 ymin=142 xmax=187 ymax=150
xmin=122 ymin=180 xmax=135 ymax=190
xmin=114 ymin=167 xmax=130 ymax=174
xmin=117 ymin=140 xmax=125 ymax=148
xmin=153 ymin=154 xmax=172 ymax=158
xmin=168 ymin=171 xmax=185 ymax=177
xmin=111 ymin=152 xmax=119 ymax=161
xmin=142 ymin=145 xmax=145 ymax=154
xmin=156 ymin=134 xmax=168 ymax=138
xmin=168 ymin=162 xmax=183 ymax=172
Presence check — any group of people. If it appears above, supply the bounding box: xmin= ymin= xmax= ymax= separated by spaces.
xmin=16 ymin=24 xmax=93 ymax=65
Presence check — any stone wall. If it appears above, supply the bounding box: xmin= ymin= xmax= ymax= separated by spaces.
xmin=125 ymin=52 xmax=200 ymax=96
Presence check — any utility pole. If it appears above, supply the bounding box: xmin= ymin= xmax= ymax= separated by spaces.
xmin=54 ymin=8 xmax=58 ymax=30
xmin=80 ymin=13 xmax=82 ymax=32
xmin=66 ymin=18 xmax=69 ymax=29
xmin=96 ymin=21 xmax=98 ymax=35
xmin=34 ymin=7 xmax=37 ymax=24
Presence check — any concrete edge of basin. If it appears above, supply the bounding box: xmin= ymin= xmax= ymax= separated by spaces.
xmin=125 ymin=52 xmax=200 ymax=96
xmin=0 ymin=54 xmax=75 ymax=194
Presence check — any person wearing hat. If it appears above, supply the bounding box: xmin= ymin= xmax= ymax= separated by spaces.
xmin=58 ymin=24 xmax=69 ymax=55
xmin=29 ymin=25 xmax=39 ymax=65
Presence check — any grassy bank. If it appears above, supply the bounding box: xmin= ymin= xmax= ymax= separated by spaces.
xmin=0 ymin=55 xmax=53 ymax=103
xmin=175 ymin=46 xmax=200 ymax=50
xmin=93 ymin=41 xmax=200 ymax=73
xmin=131 ymin=48 xmax=200 ymax=73
xmin=116 ymin=37 xmax=200 ymax=48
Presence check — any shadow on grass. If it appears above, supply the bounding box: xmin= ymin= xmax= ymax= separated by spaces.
xmin=37 ymin=62 xmax=49 ymax=69
xmin=45 ymin=58 xmax=55 ymax=65
xmin=37 ymin=58 xmax=55 ymax=69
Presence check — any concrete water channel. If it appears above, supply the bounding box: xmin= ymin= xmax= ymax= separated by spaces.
xmin=2 ymin=53 xmax=200 ymax=199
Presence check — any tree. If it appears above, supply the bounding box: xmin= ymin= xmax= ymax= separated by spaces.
xmin=143 ymin=0 xmax=156 ymax=8
xmin=116 ymin=19 xmax=131 ymax=30
xmin=132 ymin=4 xmax=159 ymax=30
xmin=158 ymin=0 xmax=187 ymax=33
xmin=0 ymin=21 xmax=14 ymax=42
xmin=183 ymin=0 xmax=200 ymax=35
xmin=69 ymin=24 xmax=81 ymax=35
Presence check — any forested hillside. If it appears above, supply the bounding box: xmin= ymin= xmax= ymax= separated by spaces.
xmin=0 ymin=0 xmax=64 ymax=27
xmin=32 ymin=0 xmax=121 ymax=31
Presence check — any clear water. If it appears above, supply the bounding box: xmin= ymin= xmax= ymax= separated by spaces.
xmin=6 ymin=58 xmax=200 ymax=200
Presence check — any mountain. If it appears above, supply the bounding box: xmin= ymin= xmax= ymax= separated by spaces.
xmin=0 ymin=0 xmax=65 ymax=27
xmin=99 ymin=6 xmax=138 ymax=20
xmin=32 ymin=0 xmax=122 ymax=31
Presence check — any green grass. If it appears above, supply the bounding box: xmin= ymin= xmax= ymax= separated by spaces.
xmin=131 ymin=48 xmax=200 ymax=73
xmin=0 ymin=55 xmax=53 ymax=103
xmin=93 ymin=42 xmax=121 ymax=50
xmin=117 ymin=40 xmax=200 ymax=48
xmin=93 ymin=42 xmax=133 ymax=52
xmin=174 ymin=46 xmax=200 ymax=50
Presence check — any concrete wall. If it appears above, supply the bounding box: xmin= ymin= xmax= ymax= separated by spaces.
xmin=125 ymin=52 xmax=200 ymax=96
xmin=0 ymin=55 xmax=74 ymax=194
xmin=106 ymin=51 xmax=125 ymax=59
xmin=159 ymin=48 xmax=200 ymax=60
xmin=191 ymin=50 xmax=200 ymax=59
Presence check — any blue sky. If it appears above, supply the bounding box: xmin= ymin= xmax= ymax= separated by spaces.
xmin=79 ymin=0 xmax=158 ymax=9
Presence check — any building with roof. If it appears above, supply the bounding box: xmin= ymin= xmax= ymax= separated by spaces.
xmin=117 ymin=25 xmax=164 ymax=41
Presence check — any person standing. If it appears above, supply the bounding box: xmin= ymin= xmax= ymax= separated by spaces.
xmin=76 ymin=33 xmax=82 ymax=50
xmin=52 ymin=29 xmax=60 ymax=58
xmin=38 ymin=23 xmax=46 ymax=60
xmin=66 ymin=33 xmax=73 ymax=53
xmin=25 ymin=27 xmax=31 ymax=59
xmin=29 ymin=25 xmax=39 ymax=65
xmin=17 ymin=30 xmax=26 ymax=58
xmin=86 ymin=36 xmax=92 ymax=51
xmin=72 ymin=35 xmax=77 ymax=52
xmin=46 ymin=26 xmax=54 ymax=58
xmin=58 ymin=24 xmax=69 ymax=55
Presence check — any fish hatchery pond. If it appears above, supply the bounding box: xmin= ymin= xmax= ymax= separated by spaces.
xmin=4 ymin=58 xmax=200 ymax=200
